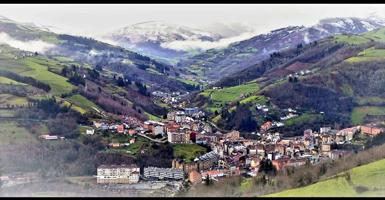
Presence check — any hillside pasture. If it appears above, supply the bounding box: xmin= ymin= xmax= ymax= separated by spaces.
xmin=0 ymin=94 xmax=28 ymax=107
xmin=345 ymin=47 xmax=385 ymax=63
xmin=266 ymin=158 xmax=385 ymax=197
xmin=172 ymin=144 xmax=207 ymax=162
xmin=200 ymin=82 xmax=259 ymax=112
xmin=0 ymin=76 xmax=26 ymax=85
xmin=19 ymin=57 xmax=76 ymax=96
xmin=0 ymin=121 xmax=39 ymax=146
xmin=351 ymin=106 xmax=385 ymax=125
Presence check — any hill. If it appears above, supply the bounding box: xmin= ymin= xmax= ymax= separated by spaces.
xmin=102 ymin=21 xmax=222 ymax=65
xmin=178 ymin=17 xmax=385 ymax=81
xmin=191 ymin=27 xmax=385 ymax=135
xmin=0 ymin=43 xmax=165 ymax=120
xmin=266 ymin=158 xmax=385 ymax=197
xmin=0 ymin=16 xmax=196 ymax=93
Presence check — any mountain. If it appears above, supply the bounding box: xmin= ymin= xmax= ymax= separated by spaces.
xmin=102 ymin=21 xmax=223 ymax=64
xmin=0 ymin=16 xmax=196 ymax=93
xmin=192 ymin=27 xmax=385 ymax=135
xmin=179 ymin=16 xmax=385 ymax=81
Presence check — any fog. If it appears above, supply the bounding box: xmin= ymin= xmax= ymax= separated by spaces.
xmin=0 ymin=32 xmax=55 ymax=53
xmin=160 ymin=31 xmax=258 ymax=51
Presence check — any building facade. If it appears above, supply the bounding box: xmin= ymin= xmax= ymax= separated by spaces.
xmin=97 ymin=164 xmax=140 ymax=184
xmin=143 ymin=167 xmax=184 ymax=180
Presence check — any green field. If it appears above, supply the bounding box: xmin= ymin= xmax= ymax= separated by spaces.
xmin=20 ymin=57 xmax=76 ymax=96
xmin=0 ymin=121 xmax=39 ymax=145
xmin=266 ymin=158 xmax=385 ymax=197
xmin=0 ymin=94 xmax=28 ymax=107
xmin=356 ymin=96 xmax=385 ymax=106
xmin=284 ymin=113 xmax=322 ymax=126
xmin=105 ymin=136 xmax=149 ymax=155
xmin=61 ymin=100 xmax=87 ymax=114
xmin=334 ymin=28 xmax=385 ymax=46
xmin=351 ymin=106 xmax=385 ymax=125
xmin=200 ymin=81 xmax=259 ymax=112
xmin=0 ymin=109 xmax=17 ymax=117
xmin=0 ymin=57 xmax=76 ymax=96
xmin=0 ymin=76 xmax=26 ymax=85
xmin=67 ymin=94 xmax=100 ymax=112
xmin=172 ymin=144 xmax=207 ymax=162
xmin=362 ymin=28 xmax=385 ymax=42
xmin=240 ymin=95 xmax=268 ymax=105
xmin=176 ymin=77 xmax=200 ymax=86
xmin=145 ymin=111 xmax=161 ymax=121
xmin=345 ymin=47 xmax=385 ymax=63
xmin=333 ymin=35 xmax=371 ymax=45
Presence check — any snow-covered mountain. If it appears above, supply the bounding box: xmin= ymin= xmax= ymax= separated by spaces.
xmin=102 ymin=21 xmax=224 ymax=64
xmin=178 ymin=16 xmax=385 ymax=80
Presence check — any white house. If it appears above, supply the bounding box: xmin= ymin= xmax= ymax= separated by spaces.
xmin=86 ymin=129 xmax=95 ymax=135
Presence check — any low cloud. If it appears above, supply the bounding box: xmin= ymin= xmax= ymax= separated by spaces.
xmin=0 ymin=32 xmax=55 ymax=53
xmin=160 ymin=31 xmax=258 ymax=52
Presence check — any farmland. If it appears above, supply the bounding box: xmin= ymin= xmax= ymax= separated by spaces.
xmin=351 ymin=106 xmax=385 ymax=125
xmin=284 ymin=113 xmax=323 ymax=127
xmin=0 ymin=76 xmax=26 ymax=85
xmin=200 ymin=81 xmax=259 ymax=112
xmin=0 ymin=121 xmax=39 ymax=145
xmin=345 ymin=47 xmax=385 ymax=63
xmin=0 ymin=94 xmax=28 ymax=107
xmin=67 ymin=94 xmax=100 ymax=112
xmin=172 ymin=144 xmax=207 ymax=162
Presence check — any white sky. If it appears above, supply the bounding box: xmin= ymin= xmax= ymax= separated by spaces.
xmin=1 ymin=4 xmax=385 ymax=37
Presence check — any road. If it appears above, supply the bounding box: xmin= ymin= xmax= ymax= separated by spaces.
xmin=137 ymin=133 xmax=167 ymax=143
xmin=208 ymin=120 xmax=227 ymax=133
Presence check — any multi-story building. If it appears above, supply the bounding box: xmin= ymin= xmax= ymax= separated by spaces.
xmin=360 ymin=125 xmax=383 ymax=137
xmin=172 ymin=151 xmax=219 ymax=174
xmin=97 ymin=164 xmax=140 ymax=184
xmin=143 ymin=167 xmax=184 ymax=180
xmin=168 ymin=131 xmax=190 ymax=144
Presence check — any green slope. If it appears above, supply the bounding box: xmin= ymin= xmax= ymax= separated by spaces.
xmin=265 ymin=158 xmax=385 ymax=197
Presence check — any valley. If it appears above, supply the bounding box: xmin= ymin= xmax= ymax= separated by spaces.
xmin=1 ymin=10 xmax=385 ymax=198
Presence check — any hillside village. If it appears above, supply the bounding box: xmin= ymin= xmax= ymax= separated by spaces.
xmin=34 ymin=89 xmax=383 ymax=191
xmin=1 ymin=9 xmax=385 ymax=197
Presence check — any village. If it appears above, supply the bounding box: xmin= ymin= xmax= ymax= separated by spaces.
xmin=27 ymin=90 xmax=385 ymax=193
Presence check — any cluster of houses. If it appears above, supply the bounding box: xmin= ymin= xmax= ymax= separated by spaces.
xmin=95 ymin=119 xmax=384 ymax=185
xmin=92 ymin=96 xmax=385 ymax=186
xmin=88 ymin=107 xmax=211 ymax=152
xmin=151 ymin=91 xmax=191 ymax=109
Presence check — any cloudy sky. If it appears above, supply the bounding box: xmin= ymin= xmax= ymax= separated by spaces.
xmin=1 ymin=4 xmax=385 ymax=37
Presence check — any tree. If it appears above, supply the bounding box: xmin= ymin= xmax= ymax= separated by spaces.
xmin=214 ymin=110 xmax=219 ymax=116
xmin=117 ymin=77 xmax=126 ymax=87
xmin=88 ymin=69 xmax=100 ymax=80
xmin=205 ymin=174 xmax=213 ymax=186
xmin=95 ymin=64 xmax=103 ymax=71
xmin=47 ymin=113 xmax=79 ymax=138
xmin=69 ymin=73 xmax=85 ymax=86
xmin=288 ymin=76 xmax=293 ymax=82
